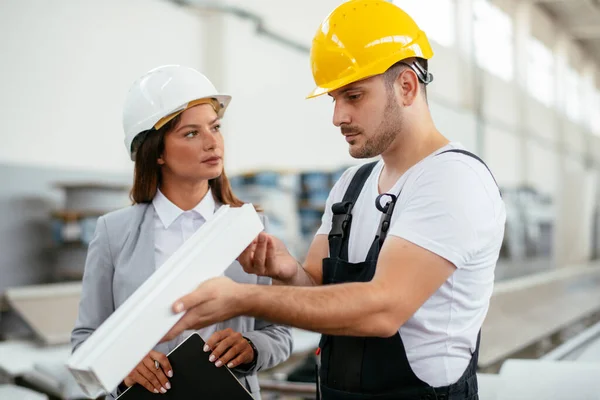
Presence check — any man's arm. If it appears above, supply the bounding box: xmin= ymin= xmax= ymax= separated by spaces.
xmin=167 ymin=236 xmax=455 ymax=340
xmin=275 ymin=234 xmax=328 ymax=286
xmin=244 ymin=236 xmax=455 ymax=336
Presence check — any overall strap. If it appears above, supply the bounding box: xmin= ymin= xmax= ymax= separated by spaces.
xmin=437 ymin=149 xmax=501 ymax=196
xmin=363 ymin=191 xmax=400 ymax=262
xmin=328 ymin=161 xmax=378 ymax=260
xmin=367 ymin=149 xmax=500 ymax=259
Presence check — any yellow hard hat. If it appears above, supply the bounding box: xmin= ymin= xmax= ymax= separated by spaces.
xmin=307 ymin=0 xmax=434 ymax=98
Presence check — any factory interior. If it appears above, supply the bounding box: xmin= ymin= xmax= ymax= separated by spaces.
xmin=1 ymin=0 xmax=600 ymax=399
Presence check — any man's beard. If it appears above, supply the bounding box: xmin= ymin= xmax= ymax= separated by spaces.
xmin=345 ymin=93 xmax=403 ymax=159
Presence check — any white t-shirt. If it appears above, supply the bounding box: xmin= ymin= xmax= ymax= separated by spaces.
xmin=316 ymin=142 xmax=506 ymax=387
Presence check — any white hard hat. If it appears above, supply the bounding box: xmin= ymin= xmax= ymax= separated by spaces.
xmin=122 ymin=65 xmax=231 ymax=161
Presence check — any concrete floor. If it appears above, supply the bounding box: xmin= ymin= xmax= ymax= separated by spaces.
xmin=480 ymin=264 xmax=600 ymax=368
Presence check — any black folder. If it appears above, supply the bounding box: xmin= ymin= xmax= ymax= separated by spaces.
xmin=117 ymin=333 xmax=254 ymax=399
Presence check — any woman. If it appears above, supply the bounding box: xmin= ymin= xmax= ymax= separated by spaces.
xmin=71 ymin=65 xmax=292 ymax=399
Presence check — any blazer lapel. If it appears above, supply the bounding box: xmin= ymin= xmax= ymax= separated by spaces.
xmin=127 ymin=204 xmax=157 ymax=291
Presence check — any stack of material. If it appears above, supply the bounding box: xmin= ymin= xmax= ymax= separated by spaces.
xmin=4 ymin=282 xmax=81 ymax=345
xmin=0 ymin=384 xmax=49 ymax=400
xmin=0 ymin=282 xmax=87 ymax=399
xmin=50 ymin=182 xmax=130 ymax=281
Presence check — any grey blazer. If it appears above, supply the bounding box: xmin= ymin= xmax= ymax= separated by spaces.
xmin=71 ymin=203 xmax=293 ymax=399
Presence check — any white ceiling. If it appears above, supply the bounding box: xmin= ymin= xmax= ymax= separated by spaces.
xmin=531 ymin=0 xmax=600 ymax=67
xmin=184 ymin=0 xmax=600 ymax=77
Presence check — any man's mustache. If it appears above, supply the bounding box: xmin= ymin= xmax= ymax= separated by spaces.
xmin=341 ymin=125 xmax=363 ymax=135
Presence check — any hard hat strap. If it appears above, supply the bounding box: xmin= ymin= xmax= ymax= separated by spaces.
xmin=401 ymin=60 xmax=434 ymax=85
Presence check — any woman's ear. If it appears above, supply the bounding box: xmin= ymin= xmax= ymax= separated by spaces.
xmin=157 ymin=155 xmax=165 ymax=165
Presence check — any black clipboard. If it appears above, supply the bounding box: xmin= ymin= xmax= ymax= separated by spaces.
xmin=117 ymin=333 xmax=254 ymax=399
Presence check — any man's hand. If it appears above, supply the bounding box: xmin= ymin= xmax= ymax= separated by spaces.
xmin=123 ymin=350 xmax=173 ymax=394
xmin=162 ymin=277 xmax=245 ymax=342
xmin=204 ymin=328 xmax=255 ymax=369
xmin=238 ymin=232 xmax=299 ymax=282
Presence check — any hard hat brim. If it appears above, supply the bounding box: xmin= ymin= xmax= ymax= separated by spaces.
xmin=306 ymin=46 xmax=433 ymax=100
xmin=153 ymin=95 xmax=232 ymax=130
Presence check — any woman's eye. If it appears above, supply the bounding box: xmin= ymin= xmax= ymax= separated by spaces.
xmin=185 ymin=130 xmax=198 ymax=138
xmin=347 ymin=93 xmax=361 ymax=101
xmin=212 ymin=125 xmax=221 ymax=132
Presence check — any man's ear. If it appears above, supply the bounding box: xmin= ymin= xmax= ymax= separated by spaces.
xmin=397 ymin=68 xmax=420 ymax=106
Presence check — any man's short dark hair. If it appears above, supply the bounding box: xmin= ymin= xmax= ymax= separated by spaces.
xmin=383 ymin=58 xmax=429 ymax=100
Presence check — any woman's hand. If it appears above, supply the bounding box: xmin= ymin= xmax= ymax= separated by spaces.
xmin=123 ymin=350 xmax=173 ymax=394
xmin=204 ymin=328 xmax=255 ymax=369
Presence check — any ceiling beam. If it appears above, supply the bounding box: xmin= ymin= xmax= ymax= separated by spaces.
xmin=569 ymin=25 xmax=600 ymax=39
xmin=525 ymin=0 xmax=587 ymax=3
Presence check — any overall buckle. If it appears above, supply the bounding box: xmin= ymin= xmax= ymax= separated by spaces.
xmin=329 ymin=201 xmax=354 ymax=239
xmin=375 ymin=193 xmax=398 ymax=246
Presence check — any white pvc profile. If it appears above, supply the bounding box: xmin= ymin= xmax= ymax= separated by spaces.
xmin=66 ymin=204 xmax=263 ymax=398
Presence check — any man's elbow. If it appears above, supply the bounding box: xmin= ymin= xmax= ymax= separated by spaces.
xmin=366 ymin=285 xmax=405 ymax=337
xmin=370 ymin=313 xmax=403 ymax=338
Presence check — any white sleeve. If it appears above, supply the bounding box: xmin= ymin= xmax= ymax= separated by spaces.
xmin=388 ymin=159 xmax=499 ymax=269
xmin=315 ymin=167 xmax=359 ymax=236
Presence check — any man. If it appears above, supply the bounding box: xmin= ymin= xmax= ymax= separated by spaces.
xmin=164 ymin=1 xmax=506 ymax=399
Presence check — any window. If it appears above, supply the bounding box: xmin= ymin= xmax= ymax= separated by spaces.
xmin=565 ymin=66 xmax=582 ymax=123
xmin=527 ymin=38 xmax=555 ymax=108
xmin=393 ymin=0 xmax=456 ymax=47
xmin=592 ymin=89 xmax=600 ymax=135
xmin=473 ymin=0 xmax=514 ymax=82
